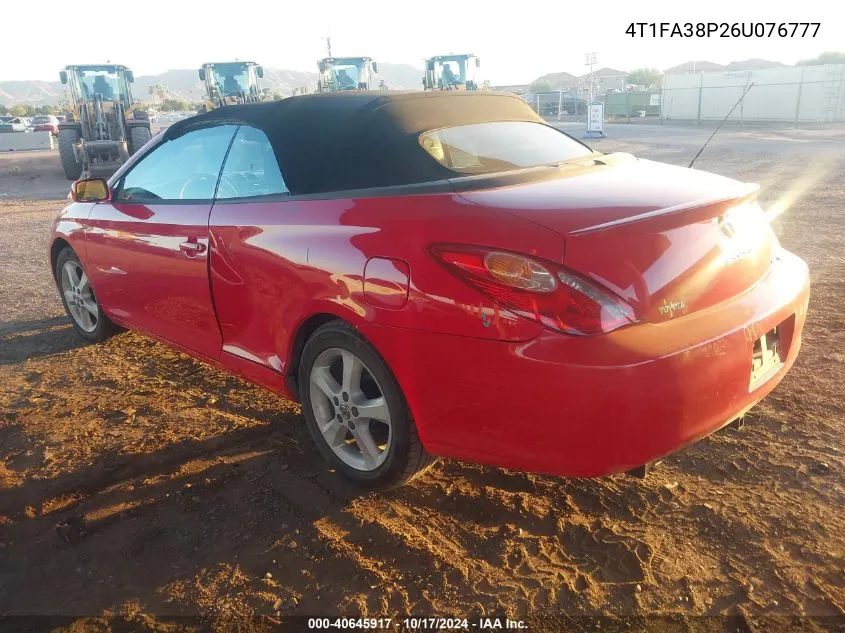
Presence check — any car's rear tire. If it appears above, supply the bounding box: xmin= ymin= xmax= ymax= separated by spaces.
xmin=55 ymin=246 xmax=118 ymax=343
xmin=58 ymin=127 xmax=82 ymax=181
xmin=298 ymin=321 xmax=435 ymax=489
xmin=128 ymin=125 xmax=152 ymax=156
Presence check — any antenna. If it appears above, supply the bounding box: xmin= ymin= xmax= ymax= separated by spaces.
xmin=688 ymin=82 xmax=755 ymax=169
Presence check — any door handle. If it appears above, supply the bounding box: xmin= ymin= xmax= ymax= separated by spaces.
xmin=179 ymin=240 xmax=207 ymax=256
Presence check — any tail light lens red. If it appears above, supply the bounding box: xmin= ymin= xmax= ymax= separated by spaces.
xmin=431 ymin=245 xmax=638 ymax=335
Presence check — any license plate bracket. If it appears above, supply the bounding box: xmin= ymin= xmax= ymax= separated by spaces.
xmin=749 ymin=324 xmax=784 ymax=391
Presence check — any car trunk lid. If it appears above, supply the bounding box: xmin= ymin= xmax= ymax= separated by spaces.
xmin=454 ymin=154 xmax=778 ymax=323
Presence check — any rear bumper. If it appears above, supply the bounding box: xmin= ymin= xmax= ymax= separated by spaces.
xmin=361 ymin=249 xmax=810 ymax=477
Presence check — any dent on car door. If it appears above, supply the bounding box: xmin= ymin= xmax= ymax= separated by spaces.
xmin=84 ymin=123 xmax=239 ymax=359
xmin=208 ymin=124 xmax=301 ymax=372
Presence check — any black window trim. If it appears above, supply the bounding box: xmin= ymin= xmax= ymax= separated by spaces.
xmin=213 ymin=161 xmax=603 ymax=204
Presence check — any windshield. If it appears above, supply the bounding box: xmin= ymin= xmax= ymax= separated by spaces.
xmin=210 ymin=63 xmax=250 ymax=97
xmin=31 ymin=116 xmax=52 ymax=123
xmin=419 ymin=121 xmax=593 ymax=175
xmin=437 ymin=57 xmax=473 ymax=86
xmin=73 ymin=68 xmax=127 ymax=103
xmin=329 ymin=60 xmax=368 ymax=89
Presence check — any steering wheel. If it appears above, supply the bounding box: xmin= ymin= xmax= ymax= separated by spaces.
xmin=178 ymin=173 xmax=240 ymax=200
xmin=216 ymin=175 xmax=240 ymax=199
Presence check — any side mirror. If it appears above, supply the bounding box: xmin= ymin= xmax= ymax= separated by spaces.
xmin=126 ymin=71 xmax=135 ymax=83
xmin=59 ymin=70 xmax=68 ymax=84
xmin=475 ymin=57 xmax=481 ymax=67
xmin=198 ymin=68 xmax=206 ymax=81
xmin=71 ymin=178 xmax=110 ymax=203
xmin=256 ymin=66 xmax=264 ymax=79
xmin=318 ymin=62 xmax=326 ymax=73
xmin=372 ymin=61 xmax=379 ymax=74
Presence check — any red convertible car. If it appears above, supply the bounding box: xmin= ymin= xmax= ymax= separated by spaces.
xmin=49 ymin=91 xmax=809 ymax=487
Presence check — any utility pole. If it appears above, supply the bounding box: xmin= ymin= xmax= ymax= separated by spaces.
xmin=558 ymin=86 xmax=563 ymax=121
xmin=585 ymin=52 xmax=597 ymax=105
xmin=583 ymin=52 xmax=606 ymax=139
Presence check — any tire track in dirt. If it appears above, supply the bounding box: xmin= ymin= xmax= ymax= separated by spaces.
xmin=0 ymin=423 xmax=279 ymax=523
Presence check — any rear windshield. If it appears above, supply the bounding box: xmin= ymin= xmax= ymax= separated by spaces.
xmin=418 ymin=121 xmax=593 ymax=175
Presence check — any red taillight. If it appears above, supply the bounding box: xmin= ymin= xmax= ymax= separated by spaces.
xmin=431 ymin=245 xmax=638 ymax=335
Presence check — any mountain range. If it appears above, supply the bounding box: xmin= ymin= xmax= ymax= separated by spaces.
xmin=1 ymin=57 xmax=824 ymax=107
xmin=0 ymin=63 xmax=426 ymax=107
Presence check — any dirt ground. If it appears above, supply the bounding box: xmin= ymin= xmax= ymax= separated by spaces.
xmin=1 ymin=126 xmax=844 ymax=633
xmin=0 ymin=123 xmax=170 ymax=202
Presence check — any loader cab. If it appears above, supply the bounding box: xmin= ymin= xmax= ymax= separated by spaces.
xmin=317 ymin=57 xmax=379 ymax=92
xmin=60 ymin=65 xmax=135 ymax=110
xmin=423 ymin=54 xmax=481 ymax=91
xmin=198 ymin=61 xmax=265 ymax=107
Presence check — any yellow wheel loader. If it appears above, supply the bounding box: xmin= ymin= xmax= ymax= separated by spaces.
xmin=196 ymin=61 xmax=268 ymax=112
xmin=58 ymin=64 xmax=151 ymax=180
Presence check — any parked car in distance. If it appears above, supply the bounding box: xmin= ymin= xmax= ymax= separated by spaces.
xmin=49 ymin=91 xmax=810 ymax=488
xmin=0 ymin=116 xmax=30 ymax=133
xmin=30 ymin=115 xmax=60 ymax=135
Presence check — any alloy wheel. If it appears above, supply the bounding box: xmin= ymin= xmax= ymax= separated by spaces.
xmin=308 ymin=347 xmax=392 ymax=472
xmin=61 ymin=260 xmax=98 ymax=333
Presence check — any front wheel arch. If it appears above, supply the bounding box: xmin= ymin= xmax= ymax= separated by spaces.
xmin=50 ymin=237 xmax=72 ymax=283
xmin=54 ymin=244 xmax=119 ymax=342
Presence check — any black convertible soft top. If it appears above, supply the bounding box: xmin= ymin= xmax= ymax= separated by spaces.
xmin=164 ymin=91 xmax=547 ymax=195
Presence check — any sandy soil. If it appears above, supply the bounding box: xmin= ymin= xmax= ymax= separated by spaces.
xmin=0 ymin=129 xmax=843 ymax=633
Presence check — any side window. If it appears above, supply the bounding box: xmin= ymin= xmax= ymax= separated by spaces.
xmin=115 ymin=124 xmax=238 ymax=202
xmin=216 ymin=125 xmax=289 ymax=200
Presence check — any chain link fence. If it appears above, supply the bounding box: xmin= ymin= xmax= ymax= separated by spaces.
xmin=520 ymin=92 xmax=587 ymax=121
xmin=517 ymin=66 xmax=845 ymax=127
xmin=661 ymin=65 xmax=845 ymax=125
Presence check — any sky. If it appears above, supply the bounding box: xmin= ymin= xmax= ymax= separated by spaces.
xmin=0 ymin=0 xmax=840 ymax=84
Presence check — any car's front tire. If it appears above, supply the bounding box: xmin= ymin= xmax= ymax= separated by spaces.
xmin=298 ymin=321 xmax=435 ymax=488
xmin=55 ymin=246 xmax=118 ymax=343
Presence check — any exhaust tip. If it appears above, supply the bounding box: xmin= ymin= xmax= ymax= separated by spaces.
xmin=625 ymin=460 xmax=662 ymax=479
xmin=626 ymin=464 xmax=649 ymax=479
xmin=729 ymin=415 xmax=746 ymax=431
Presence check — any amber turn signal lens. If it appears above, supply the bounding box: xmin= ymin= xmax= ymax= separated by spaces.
xmin=483 ymin=252 xmax=557 ymax=292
